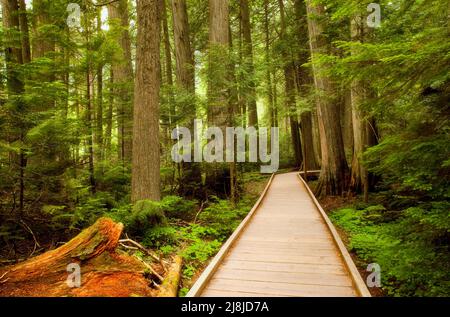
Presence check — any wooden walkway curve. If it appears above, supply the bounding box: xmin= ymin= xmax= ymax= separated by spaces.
xmin=187 ymin=172 xmax=371 ymax=297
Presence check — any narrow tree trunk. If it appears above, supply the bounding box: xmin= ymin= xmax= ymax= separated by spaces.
xmin=95 ymin=13 xmax=104 ymax=167
xmin=104 ymin=69 xmax=114 ymax=158
xmin=163 ymin=0 xmax=174 ymax=88
xmin=306 ymin=0 xmax=349 ymax=196
xmin=240 ymin=0 xmax=258 ymax=128
xmin=84 ymin=15 xmax=96 ymax=194
xmin=86 ymin=69 xmax=96 ymax=194
xmin=228 ymin=22 xmax=239 ymax=206
xmin=272 ymin=69 xmax=278 ymax=127
xmin=96 ymin=64 xmax=104 ymax=165
xmin=132 ymin=0 xmax=161 ymax=202
xmin=263 ymin=0 xmax=275 ymax=128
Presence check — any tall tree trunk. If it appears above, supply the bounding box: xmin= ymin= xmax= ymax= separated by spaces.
xmin=306 ymin=0 xmax=349 ymax=196
xmin=171 ymin=0 xmax=202 ymax=195
xmin=272 ymin=68 xmax=278 ymax=127
xmin=18 ymin=0 xmax=31 ymax=63
xmin=349 ymin=17 xmax=378 ymax=201
xmin=161 ymin=0 xmax=173 ymax=167
xmin=108 ymin=0 xmax=134 ymax=163
xmin=205 ymin=0 xmax=231 ymax=194
xmin=95 ymin=13 xmax=104 ymax=167
xmin=172 ymin=0 xmax=194 ymax=92
xmin=132 ymin=0 xmax=161 ymax=202
xmin=104 ymin=69 xmax=114 ymax=158
xmin=82 ymin=9 xmax=96 ymax=194
xmin=263 ymin=0 xmax=275 ymax=128
xmin=293 ymin=0 xmax=319 ymax=171
xmin=162 ymin=0 xmax=174 ymax=88
xmin=2 ymin=0 xmax=25 ymax=215
xmin=32 ymin=0 xmax=55 ymax=59
xmin=228 ymin=21 xmax=239 ymax=206
xmin=341 ymin=88 xmax=354 ymax=165
xmin=278 ymin=0 xmax=302 ymax=168
xmin=240 ymin=0 xmax=258 ymax=128
xmin=85 ymin=42 xmax=96 ymax=194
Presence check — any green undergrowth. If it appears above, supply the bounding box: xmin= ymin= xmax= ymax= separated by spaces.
xmin=330 ymin=201 xmax=450 ymax=296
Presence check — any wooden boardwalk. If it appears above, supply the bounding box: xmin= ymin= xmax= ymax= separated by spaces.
xmin=187 ymin=172 xmax=371 ymax=297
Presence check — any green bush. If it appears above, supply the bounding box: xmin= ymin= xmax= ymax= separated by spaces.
xmin=160 ymin=196 xmax=197 ymax=220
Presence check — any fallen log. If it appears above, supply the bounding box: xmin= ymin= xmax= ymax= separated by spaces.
xmin=0 ymin=218 xmax=158 ymax=297
xmin=158 ymin=256 xmax=183 ymax=297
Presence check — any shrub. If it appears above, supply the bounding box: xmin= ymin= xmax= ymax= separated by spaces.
xmin=142 ymin=226 xmax=179 ymax=248
xmin=160 ymin=196 xmax=197 ymax=220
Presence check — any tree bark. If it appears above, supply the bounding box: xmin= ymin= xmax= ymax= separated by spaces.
xmin=32 ymin=0 xmax=55 ymax=59
xmin=95 ymin=13 xmax=104 ymax=166
xmin=240 ymin=0 xmax=258 ymax=128
xmin=132 ymin=0 xmax=161 ymax=202
xmin=279 ymin=0 xmax=303 ymax=168
xmin=349 ymin=17 xmax=378 ymax=201
xmin=171 ymin=0 xmax=202 ymax=195
xmin=104 ymin=68 xmax=114 ymax=158
xmin=2 ymin=0 xmax=28 ymax=216
xmin=205 ymin=0 xmax=231 ymax=194
xmin=18 ymin=0 xmax=31 ymax=63
xmin=108 ymin=0 xmax=134 ymax=163
xmin=263 ymin=0 xmax=275 ymax=128
xmin=293 ymin=0 xmax=319 ymax=171
xmin=306 ymin=0 xmax=349 ymax=196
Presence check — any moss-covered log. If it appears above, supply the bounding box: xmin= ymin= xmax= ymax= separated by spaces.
xmin=0 ymin=218 xmax=156 ymax=297
xmin=158 ymin=256 xmax=183 ymax=297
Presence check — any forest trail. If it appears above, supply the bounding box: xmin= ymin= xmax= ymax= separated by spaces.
xmin=187 ymin=172 xmax=371 ymax=297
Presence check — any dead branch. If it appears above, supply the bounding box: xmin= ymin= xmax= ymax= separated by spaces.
xmin=136 ymin=256 xmax=164 ymax=282
xmin=119 ymin=236 xmax=169 ymax=267
xmin=193 ymin=201 xmax=207 ymax=224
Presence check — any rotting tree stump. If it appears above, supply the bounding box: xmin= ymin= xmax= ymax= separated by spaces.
xmin=0 ymin=218 xmax=157 ymax=297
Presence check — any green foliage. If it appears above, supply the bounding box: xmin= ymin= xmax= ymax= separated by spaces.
xmin=181 ymin=239 xmax=221 ymax=264
xmin=331 ymin=203 xmax=450 ymax=296
xmin=142 ymin=226 xmax=179 ymax=248
xmin=198 ymin=197 xmax=251 ymax=240
xmin=179 ymin=224 xmax=222 ymax=266
xmin=178 ymin=287 xmax=190 ymax=297
xmin=159 ymin=196 xmax=197 ymax=220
